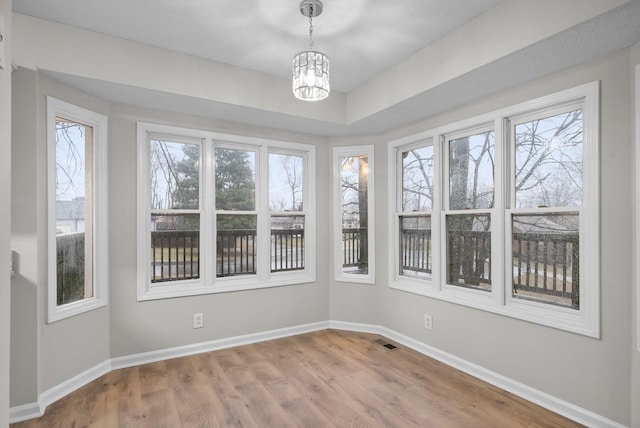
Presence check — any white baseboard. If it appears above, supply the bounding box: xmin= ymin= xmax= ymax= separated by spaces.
xmin=110 ymin=321 xmax=329 ymax=370
xmin=10 ymin=320 xmax=627 ymax=427
xmin=330 ymin=321 xmax=627 ymax=428
xmin=9 ymin=359 xmax=112 ymax=423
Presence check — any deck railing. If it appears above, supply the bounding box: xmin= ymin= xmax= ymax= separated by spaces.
xmin=150 ymin=228 xmax=306 ymax=281
xmin=56 ymin=232 xmax=86 ymax=305
xmin=512 ymin=231 xmax=579 ymax=309
xmin=401 ymin=228 xmax=432 ymax=275
xmin=148 ymin=228 xmax=579 ymax=308
xmin=151 ymin=230 xmax=200 ymax=282
xmin=342 ymin=227 xmax=368 ymax=268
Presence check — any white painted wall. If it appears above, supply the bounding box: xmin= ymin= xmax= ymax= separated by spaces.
xmin=0 ymin=0 xmax=11 ymax=425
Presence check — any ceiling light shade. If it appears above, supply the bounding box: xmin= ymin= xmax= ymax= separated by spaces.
xmin=292 ymin=0 xmax=330 ymax=101
xmin=292 ymin=51 xmax=330 ymax=101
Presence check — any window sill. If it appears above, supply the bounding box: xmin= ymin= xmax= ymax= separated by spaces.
xmin=137 ymin=273 xmax=317 ymax=301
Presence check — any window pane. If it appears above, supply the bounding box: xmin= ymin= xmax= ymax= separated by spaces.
xmin=446 ymin=214 xmax=491 ymax=291
xmin=449 ymin=131 xmax=495 ymax=210
xmin=216 ymin=214 xmax=257 ymax=277
xmin=150 ymin=140 xmax=200 ymax=210
xmin=515 ymin=110 xmax=582 ymax=208
xmin=402 ymin=146 xmax=434 ymax=211
xmin=269 ymin=153 xmax=303 ymax=211
xmin=216 ymin=148 xmax=256 ymax=211
xmin=512 ymin=213 xmax=579 ymax=309
xmin=55 ymin=118 xmax=93 ymax=305
xmin=399 ymin=216 xmax=432 ymax=279
xmin=271 ymin=215 xmax=305 ymax=272
xmin=340 ymin=156 xmax=369 ymax=275
xmin=150 ymin=214 xmax=200 ymax=283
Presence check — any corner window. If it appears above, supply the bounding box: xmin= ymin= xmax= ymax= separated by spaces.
xmin=137 ymin=123 xmax=316 ymax=300
xmin=47 ymin=97 xmax=108 ymax=322
xmin=333 ymin=146 xmax=375 ymax=283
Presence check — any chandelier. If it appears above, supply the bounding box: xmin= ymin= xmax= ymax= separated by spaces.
xmin=292 ymin=0 xmax=330 ymax=101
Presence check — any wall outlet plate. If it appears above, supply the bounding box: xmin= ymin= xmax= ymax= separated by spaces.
xmin=193 ymin=313 xmax=204 ymax=329
xmin=424 ymin=314 xmax=433 ymax=330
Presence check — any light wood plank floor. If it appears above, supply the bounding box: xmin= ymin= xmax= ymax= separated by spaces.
xmin=11 ymin=329 xmax=583 ymax=427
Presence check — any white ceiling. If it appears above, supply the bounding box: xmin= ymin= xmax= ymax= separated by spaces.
xmin=11 ymin=1 xmax=640 ymax=136
xmin=12 ymin=0 xmax=504 ymax=93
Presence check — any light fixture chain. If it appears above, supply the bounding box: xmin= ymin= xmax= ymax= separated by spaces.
xmin=308 ymin=12 xmax=314 ymax=50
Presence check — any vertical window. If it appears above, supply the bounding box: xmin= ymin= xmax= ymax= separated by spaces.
xmin=397 ymin=142 xmax=434 ymax=281
xmin=47 ymin=97 xmax=108 ymax=322
xmin=445 ymin=130 xmax=495 ymax=292
xmin=149 ymin=138 xmax=201 ymax=283
xmin=215 ymin=146 xmax=257 ymax=278
xmin=333 ymin=146 xmax=375 ymax=283
xmin=509 ymin=107 xmax=582 ymax=309
xmin=270 ymin=152 xmax=306 ymax=273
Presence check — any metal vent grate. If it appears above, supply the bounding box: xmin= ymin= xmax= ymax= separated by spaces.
xmin=374 ymin=338 xmax=398 ymax=350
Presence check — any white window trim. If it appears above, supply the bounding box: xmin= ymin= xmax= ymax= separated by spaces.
xmin=388 ymin=82 xmax=600 ymax=338
xmin=440 ymin=122 xmax=504 ymax=310
xmin=47 ymin=97 xmax=109 ymax=323
xmin=137 ymin=122 xmax=316 ymax=301
xmin=332 ymin=145 xmax=375 ymax=284
xmin=387 ymin=133 xmax=441 ymax=296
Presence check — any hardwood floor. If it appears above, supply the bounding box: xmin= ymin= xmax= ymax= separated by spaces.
xmin=11 ymin=330 xmax=583 ymax=427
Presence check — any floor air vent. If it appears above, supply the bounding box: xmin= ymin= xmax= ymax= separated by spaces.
xmin=374 ymin=338 xmax=398 ymax=350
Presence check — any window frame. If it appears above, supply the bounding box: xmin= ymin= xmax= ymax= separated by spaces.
xmin=387 ymin=82 xmax=600 ymax=337
xmin=332 ymin=145 xmax=375 ymax=284
xmin=47 ymin=97 xmax=109 ymax=323
xmin=137 ymin=122 xmax=316 ymax=301
xmin=388 ymin=135 xmax=441 ymax=295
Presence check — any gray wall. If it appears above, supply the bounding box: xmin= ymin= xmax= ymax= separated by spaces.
xmin=107 ymin=103 xmax=331 ymax=358
xmin=9 ymin=44 xmax=640 ymax=428
xmin=630 ymin=42 xmax=640 ymax=428
xmin=1 ymin=0 xmax=12 ymax=425
xmin=330 ymin=49 xmax=635 ymax=425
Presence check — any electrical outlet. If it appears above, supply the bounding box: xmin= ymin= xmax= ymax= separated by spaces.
xmin=424 ymin=314 xmax=433 ymax=330
xmin=193 ymin=313 xmax=204 ymax=329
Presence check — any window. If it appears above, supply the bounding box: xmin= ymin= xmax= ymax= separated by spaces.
xmin=270 ymin=152 xmax=306 ymax=273
xmin=508 ymin=107 xmax=582 ymax=309
xmin=388 ymin=82 xmax=599 ymax=337
xmin=399 ymin=143 xmax=434 ymax=281
xmin=47 ymin=97 xmax=108 ymax=322
xmin=137 ymin=123 xmax=315 ymax=300
xmin=149 ymin=137 xmax=202 ymax=284
xmin=216 ymin=145 xmax=257 ymax=278
xmin=444 ymin=128 xmax=495 ymax=293
xmin=333 ymin=146 xmax=375 ymax=283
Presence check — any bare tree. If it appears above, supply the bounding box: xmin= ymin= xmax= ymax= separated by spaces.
xmin=280 ymin=155 xmax=303 ymax=211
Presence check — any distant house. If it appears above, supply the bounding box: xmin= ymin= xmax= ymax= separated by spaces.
xmin=56 ymin=197 xmax=85 ymax=234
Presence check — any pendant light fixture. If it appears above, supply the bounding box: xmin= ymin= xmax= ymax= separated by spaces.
xmin=292 ymin=0 xmax=330 ymax=101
